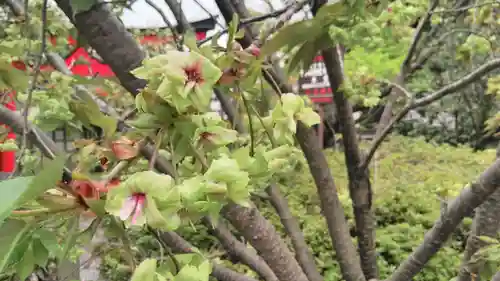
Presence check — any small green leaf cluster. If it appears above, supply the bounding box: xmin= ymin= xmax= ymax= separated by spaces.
xmin=17 ymin=72 xmax=75 ymax=131
xmin=262 ymin=0 xmax=428 ymax=107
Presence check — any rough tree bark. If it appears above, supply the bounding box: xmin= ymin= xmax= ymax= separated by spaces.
xmin=457 ymin=144 xmax=500 ymax=281
xmin=267 ymin=184 xmax=322 ymax=281
xmin=319 ymin=45 xmax=378 ymax=280
xmin=212 ymin=1 xmax=366 ymax=281
xmin=203 ymin=217 xmax=279 ymax=281
xmin=221 ymin=203 xmax=309 ymax=281
xmin=309 ymin=1 xmax=378 ymax=278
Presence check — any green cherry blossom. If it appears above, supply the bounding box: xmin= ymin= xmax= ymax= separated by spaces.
xmin=105 ymin=171 xmax=182 ymax=230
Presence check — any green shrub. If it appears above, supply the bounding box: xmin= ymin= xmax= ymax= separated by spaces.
xmin=267 ymin=135 xmax=494 ymax=281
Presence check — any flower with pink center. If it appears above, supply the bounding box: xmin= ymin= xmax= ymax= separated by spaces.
xmin=119 ymin=192 xmax=146 ymax=225
xmin=105 ymin=171 xmax=182 ymax=229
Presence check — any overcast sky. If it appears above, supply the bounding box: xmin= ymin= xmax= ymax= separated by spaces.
xmin=119 ymin=0 xmax=310 ymax=44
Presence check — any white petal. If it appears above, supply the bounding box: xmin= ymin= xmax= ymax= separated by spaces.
xmin=119 ymin=196 xmax=136 ymax=221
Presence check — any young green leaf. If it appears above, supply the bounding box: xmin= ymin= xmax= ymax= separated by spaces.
xmin=31 ymin=239 xmax=49 ymax=267
xmin=0 ymin=220 xmax=32 ymax=274
xmin=131 ymin=258 xmax=157 ymax=281
xmin=0 ymin=177 xmax=33 ymax=225
xmin=16 ymin=245 xmax=35 ymax=281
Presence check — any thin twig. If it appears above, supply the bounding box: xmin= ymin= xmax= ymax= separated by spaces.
xmin=149 ymin=130 xmax=163 ymax=170
xmin=148 ymin=226 xmax=180 ymax=274
xmin=238 ymin=85 xmax=255 ymax=156
xmin=402 ymin=0 xmax=439 ymax=70
xmin=255 ymin=0 xmax=308 ymax=48
xmin=145 ymin=0 xmax=181 ymax=48
xmin=16 ymin=0 xmax=49 ymax=178
xmin=198 ymin=0 xmax=307 ymax=46
xmin=431 ymin=1 xmax=499 ymax=14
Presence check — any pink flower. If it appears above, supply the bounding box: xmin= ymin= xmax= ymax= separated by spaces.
xmin=119 ymin=192 xmax=146 ymax=225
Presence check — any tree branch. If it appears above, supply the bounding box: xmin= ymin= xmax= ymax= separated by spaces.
xmin=266 ymin=184 xmax=322 ymax=281
xmin=203 ymin=217 xmax=279 ymax=281
xmin=321 ymin=43 xmax=378 ymax=280
xmin=220 ymin=203 xmax=309 ymax=281
xmin=375 ymin=0 xmax=439 ymax=137
xmin=54 ymin=0 xmax=147 ymax=96
xmin=198 ymin=2 xmax=305 ymax=46
xmin=457 ymin=144 xmax=500 ymax=281
xmin=360 ymin=57 xmax=500 ymax=171
xmin=388 ymin=158 xmax=500 ymax=281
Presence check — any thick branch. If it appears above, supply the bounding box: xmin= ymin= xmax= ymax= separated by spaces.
xmin=54 ymin=0 xmax=146 ymax=96
xmin=221 ymin=203 xmax=309 ymax=281
xmin=163 ymin=0 xmax=190 ymax=33
xmin=266 ymin=184 xmax=322 ymax=281
xmin=457 ymin=144 xmax=500 ymax=281
xmin=321 ymin=44 xmax=377 ymax=280
xmin=214 ymin=0 xmax=365 ymax=280
xmin=388 ymin=158 xmax=500 ymax=281
xmin=203 ymin=217 xmax=279 ymax=281
xmin=306 ymin=0 xmax=377 ymax=276
xmin=492 ymin=271 xmax=500 ymax=281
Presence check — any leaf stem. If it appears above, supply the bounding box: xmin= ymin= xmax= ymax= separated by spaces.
xmin=11 ymin=205 xmax=79 ymax=218
xmin=238 ymin=85 xmax=255 ymax=156
xmin=149 ymin=129 xmax=164 ymax=171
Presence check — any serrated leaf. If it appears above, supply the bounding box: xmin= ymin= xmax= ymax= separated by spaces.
xmin=315 ymin=1 xmax=345 ymax=21
xmin=184 ymin=31 xmax=200 ymax=53
xmin=70 ymin=93 xmax=117 ymax=138
xmin=478 ymin=235 xmax=499 ymax=244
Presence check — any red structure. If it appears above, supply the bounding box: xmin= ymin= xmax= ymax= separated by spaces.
xmin=299 ymin=55 xmax=333 ymax=104
xmin=0 ymin=21 xmax=213 ymax=177
xmin=298 ymin=55 xmax=334 ymax=148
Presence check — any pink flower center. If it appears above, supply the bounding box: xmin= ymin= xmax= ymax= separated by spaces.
xmin=119 ymin=192 xmax=146 ymax=225
xmin=184 ymin=61 xmax=204 ymax=85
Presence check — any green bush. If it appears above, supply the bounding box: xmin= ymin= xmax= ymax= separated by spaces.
xmin=262 ymin=135 xmax=494 ymax=281
xmin=103 ymin=135 xmax=496 ymax=281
